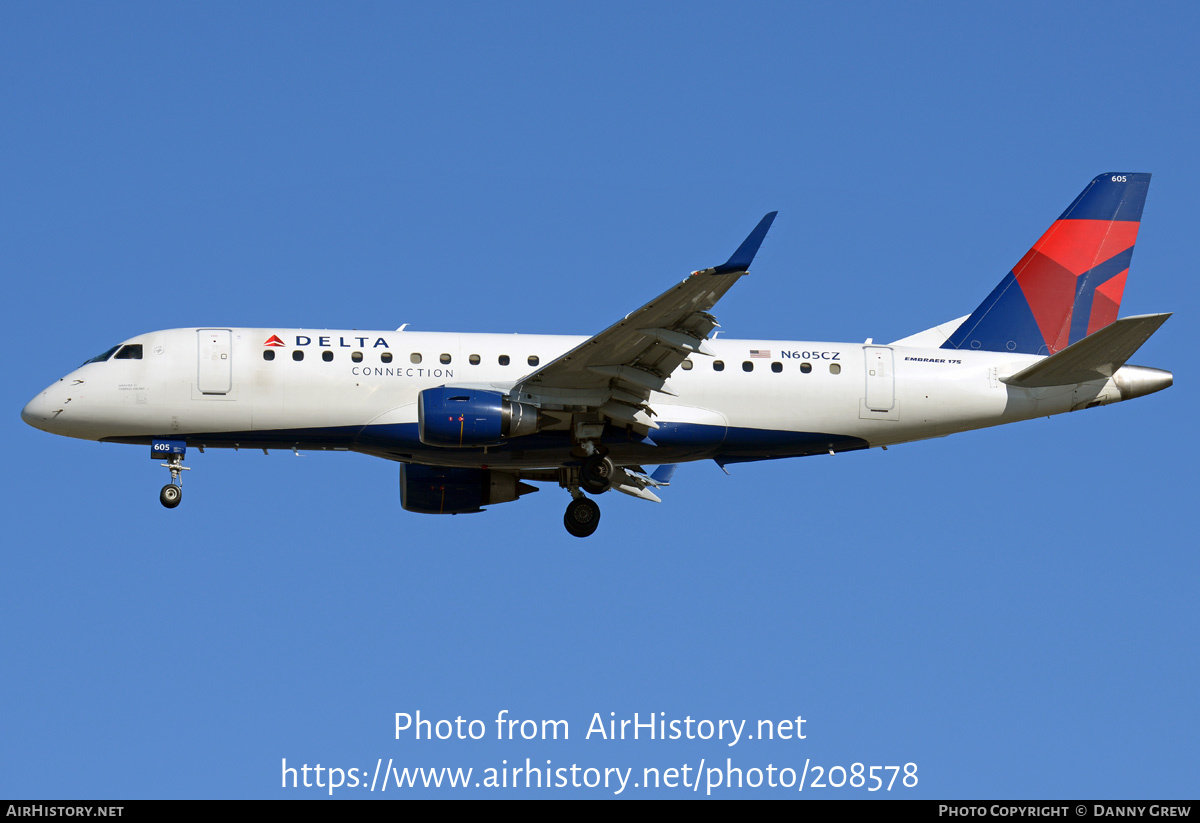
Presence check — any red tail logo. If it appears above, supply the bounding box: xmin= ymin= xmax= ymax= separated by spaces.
xmin=263 ymin=335 xmax=285 ymax=347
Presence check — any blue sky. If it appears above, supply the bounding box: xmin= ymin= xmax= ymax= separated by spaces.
xmin=3 ymin=2 xmax=1195 ymax=799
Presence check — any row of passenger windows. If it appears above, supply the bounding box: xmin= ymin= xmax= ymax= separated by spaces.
xmin=685 ymin=359 xmax=841 ymax=374
xmin=263 ymin=350 xmax=542 ymax=366
xmin=86 ymin=342 xmax=839 ymax=376
xmin=261 ymin=349 xmax=841 ymax=375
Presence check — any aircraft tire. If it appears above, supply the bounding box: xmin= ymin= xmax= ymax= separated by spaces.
xmin=159 ymin=484 xmax=182 ymax=509
xmin=580 ymin=455 xmax=614 ymax=495
xmin=564 ymin=498 xmax=601 ymax=538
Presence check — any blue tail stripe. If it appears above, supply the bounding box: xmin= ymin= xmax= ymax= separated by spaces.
xmin=1067 ymin=246 xmax=1135 ymax=346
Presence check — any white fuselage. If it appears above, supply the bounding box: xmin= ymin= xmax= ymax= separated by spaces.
xmin=21 ymin=326 xmax=1154 ymax=470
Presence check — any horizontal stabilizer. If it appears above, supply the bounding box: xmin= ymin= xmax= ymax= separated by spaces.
xmin=1001 ymin=313 xmax=1170 ymax=388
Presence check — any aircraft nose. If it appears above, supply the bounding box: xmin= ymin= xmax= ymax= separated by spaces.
xmin=21 ymin=392 xmax=48 ymax=428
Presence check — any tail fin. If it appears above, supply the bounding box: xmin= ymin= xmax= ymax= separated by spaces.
xmin=943 ymin=173 xmax=1151 ymax=355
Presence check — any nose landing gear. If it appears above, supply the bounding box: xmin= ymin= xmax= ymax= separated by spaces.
xmin=159 ymin=453 xmax=189 ymax=509
xmin=153 ymin=439 xmax=190 ymax=509
xmin=160 ymin=482 xmax=182 ymax=508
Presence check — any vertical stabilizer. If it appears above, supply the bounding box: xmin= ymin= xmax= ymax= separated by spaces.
xmin=943 ymin=173 xmax=1150 ymax=355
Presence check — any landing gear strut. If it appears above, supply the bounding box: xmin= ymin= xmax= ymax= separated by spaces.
xmin=564 ymin=496 xmax=601 ymax=538
xmin=159 ymin=452 xmax=189 ymax=509
xmin=564 ymin=431 xmax=608 ymax=536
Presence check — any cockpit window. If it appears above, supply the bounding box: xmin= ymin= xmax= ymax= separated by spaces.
xmin=113 ymin=344 xmax=143 ymax=360
xmin=83 ymin=345 xmax=121 ymax=366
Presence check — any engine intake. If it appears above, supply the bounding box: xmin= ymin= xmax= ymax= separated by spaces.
xmin=418 ymin=387 xmax=540 ymax=447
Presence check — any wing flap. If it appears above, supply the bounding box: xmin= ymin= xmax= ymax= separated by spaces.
xmin=639 ymin=327 xmax=715 ymax=356
xmin=609 ymin=465 xmax=678 ymax=503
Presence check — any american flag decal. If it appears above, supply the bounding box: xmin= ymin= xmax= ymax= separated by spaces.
xmin=750 ymin=349 xmax=770 ymax=358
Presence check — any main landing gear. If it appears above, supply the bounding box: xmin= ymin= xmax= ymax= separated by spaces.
xmin=564 ymin=495 xmax=601 ymax=538
xmin=159 ymin=452 xmax=189 ymax=509
xmin=562 ymin=448 xmax=612 ymax=538
xmin=579 ymin=453 xmax=614 ymax=495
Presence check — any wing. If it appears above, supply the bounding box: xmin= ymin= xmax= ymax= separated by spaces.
xmin=510 ymin=213 xmax=777 ymax=427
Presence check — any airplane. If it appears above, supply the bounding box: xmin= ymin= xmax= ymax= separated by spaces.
xmin=21 ymin=173 xmax=1172 ymax=537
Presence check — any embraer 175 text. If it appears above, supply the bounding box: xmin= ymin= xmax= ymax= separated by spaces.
xmin=22 ymin=174 xmax=1172 ymax=536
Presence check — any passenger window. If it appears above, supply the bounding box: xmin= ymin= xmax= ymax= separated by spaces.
xmin=528 ymin=355 xmax=539 ymax=366
xmin=713 ymin=360 xmax=725 ymax=372
xmin=830 ymin=363 xmax=841 ymax=374
xmin=681 ymin=360 xmax=693 ymax=370
xmin=742 ymin=361 xmax=753 ymax=372
xmin=410 ymin=353 xmax=422 ymax=364
xmin=293 ymin=350 xmax=304 ymax=361
xmin=440 ymin=353 xmax=451 ymax=364
xmin=381 ymin=352 xmax=393 ymax=363
xmin=351 ymin=351 xmax=363 ymax=362
xmin=469 ymin=354 xmax=481 ymax=365
xmin=771 ymin=362 xmax=782 ymax=373
xmin=499 ymin=355 xmax=510 ymax=366
xmin=800 ymin=362 xmax=812 ymax=374
xmin=322 ymin=351 xmax=333 ymax=362
xmin=114 ymin=344 xmax=143 ymax=360
xmin=263 ymin=350 xmax=275 ymax=361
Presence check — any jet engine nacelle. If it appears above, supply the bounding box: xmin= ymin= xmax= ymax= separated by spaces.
xmin=399 ymin=464 xmax=538 ymax=514
xmin=417 ymin=387 xmax=540 ymax=447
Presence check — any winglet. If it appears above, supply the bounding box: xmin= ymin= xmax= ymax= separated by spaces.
xmin=650 ymin=464 xmax=678 ymax=485
xmin=694 ymin=212 xmax=778 ymax=275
